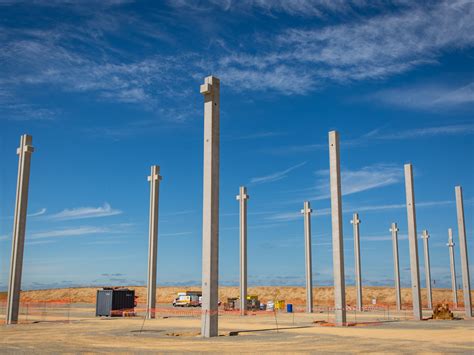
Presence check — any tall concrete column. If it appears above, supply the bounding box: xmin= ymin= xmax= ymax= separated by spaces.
xmin=301 ymin=201 xmax=313 ymax=313
xmin=447 ymin=228 xmax=458 ymax=308
xmin=146 ymin=165 xmax=162 ymax=319
xmin=200 ymin=76 xmax=220 ymax=337
xmin=328 ymin=131 xmax=346 ymax=325
xmin=404 ymin=163 xmax=422 ymax=320
xmin=421 ymin=230 xmax=432 ymax=310
xmin=351 ymin=213 xmax=362 ymax=312
xmin=236 ymin=186 xmax=249 ymax=316
xmin=6 ymin=134 xmax=34 ymax=325
xmin=390 ymin=223 xmax=402 ymax=311
xmin=455 ymin=186 xmax=472 ymax=319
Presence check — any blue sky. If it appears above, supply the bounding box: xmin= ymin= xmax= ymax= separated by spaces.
xmin=0 ymin=0 xmax=473 ymax=292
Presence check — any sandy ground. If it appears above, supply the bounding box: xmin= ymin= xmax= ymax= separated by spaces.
xmin=3 ymin=286 xmax=471 ymax=308
xmin=1 ymin=308 xmax=473 ymax=353
xmin=1 ymin=287 xmax=472 ymax=352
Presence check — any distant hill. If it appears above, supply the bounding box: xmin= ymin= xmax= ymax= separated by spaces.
xmin=9 ymin=286 xmax=469 ymax=307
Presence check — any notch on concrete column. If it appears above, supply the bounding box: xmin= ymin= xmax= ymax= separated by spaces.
xmin=6 ymin=134 xmax=34 ymax=325
xmin=351 ymin=213 xmax=362 ymax=312
xmin=146 ymin=165 xmax=162 ymax=319
xmin=200 ymin=75 xmax=220 ymax=337
xmin=328 ymin=131 xmax=346 ymax=325
xmin=404 ymin=163 xmax=422 ymax=320
xmin=390 ymin=223 xmax=402 ymax=311
xmin=236 ymin=186 xmax=249 ymax=316
xmin=455 ymin=186 xmax=472 ymax=319
xmin=301 ymin=201 xmax=313 ymax=313
xmin=421 ymin=230 xmax=432 ymax=310
xmin=447 ymin=228 xmax=458 ymax=309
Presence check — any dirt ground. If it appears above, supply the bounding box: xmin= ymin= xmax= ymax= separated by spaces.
xmin=1 ymin=308 xmax=473 ymax=353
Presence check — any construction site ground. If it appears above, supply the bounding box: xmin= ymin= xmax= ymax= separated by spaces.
xmin=1 ymin=305 xmax=473 ymax=353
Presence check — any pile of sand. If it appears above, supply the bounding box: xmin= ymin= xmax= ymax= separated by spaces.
xmin=432 ymin=303 xmax=454 ymax=320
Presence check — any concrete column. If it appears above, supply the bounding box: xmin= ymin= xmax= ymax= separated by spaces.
xmin=6 ymin=134 xmax=34 ymax=325
xmin=390 ymin=223 xmax=402 ymax=311
xmin=404 ymin=163 xmax=422 ymax=320
xmin=351 ymin=213 xmax=362 ymax=312
xmin=421 ymin=230 xmax=432 ymax=310
xmin=301 ymin=201 xmax=313 ymax=313
xmin=200 ymin=76 xmax=220 ymax=337
xmin=146 ymin=165 xmax=162 ymax=319
xmin=328 ymin=131 xmax=346 ymax=325
xmin=236 ymin=186 xmax=249 ymax=316
xmin=455 ymin=186 xmax=472 ymax=319
xmin=447 ymin=228 xmax=458 ymax=308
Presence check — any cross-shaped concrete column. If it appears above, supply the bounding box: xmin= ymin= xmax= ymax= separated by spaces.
xmin=301 ymin=201 xmax=313 ymax=313
xmin=7 ymin=134 xmax=34 ymax=325
xmin=447 ymin=228 xmax=458 ymax=308
xmin=351 ymin=213 xmax=362 ymax=312
xmin=404 ymin=163 xmax=422 ymax=320
xmin=390 ymin=223 xmax=402 ymax=311
xmin=455 ymin=186 xmax=472 ymax=319
xmin=421 ymin=230 xmax=432 ymax=310
xmin=328 ymin=131 xmax=346 ymax=325
xmin=146 ymin=165 xmax=162 ymax=319
xmin=200 ymin=75 xmax=220 ymax=337
xmin=236 ymin=186 xmax=249 ymax=316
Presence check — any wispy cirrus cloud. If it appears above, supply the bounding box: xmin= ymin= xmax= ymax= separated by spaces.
xmin=266 ymin=199 xmax=453 ymax=222
xmin=311 ymin=164 xmax=402 ymax=200
xmin=374 ymin=123 xmax=474 ymax=140
xmin=225 ymin=131 xmax=285 ymax=141
xmin=30 ymin=226 xmax=111 ymax=239
xmin=1 ymin=0 xmax=472 ymax=121
xmin=269 ymin=123 xmax=474 ymax=155
xmin=213 ymin=1 xmax=474 ymax=93
xmin=370 ymin=82 xmax=474 ymax=110
xmin=28 ymin=208 xmax=47 ymax=217
xmin=250 ymin=161 xmax=306 ymax=185
xmin=169 ymin=0 xmax=386 ymax=17
xmin=46 ymin=203 xmax=122 ymax=221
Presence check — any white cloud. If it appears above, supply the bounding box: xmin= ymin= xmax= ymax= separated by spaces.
xmin=213 ymin=1 xmax=474 ymax=93
xmin=369 ymin=124 xmax=474 ymax=140
xmin=371 ymin=82 xmax=474 ymax=110
xmin=30 ymin=226 xmax=111 ymax=239
xmin=160 ymin=231 xmax=193 ymax=237
xmin=311 ymin=164 xmax=402 ymax=200
xmin=169 ymin=0 xmax=403 ymax=18
xmin=28 ymin=208 xmax=47 ymax=217
xmin=266 ymin=200 xmax=452 ymax=222
xmin=250 ymin=162 xmax=306 ymax=184
xmin=47 ymin=203 xmax=122 ymax=221
xmin=1 ymin=0 xmax=473 ymax=118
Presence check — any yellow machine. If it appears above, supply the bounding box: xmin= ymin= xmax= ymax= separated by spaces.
xmin=275 ymin=300 xmax=286 ymax=310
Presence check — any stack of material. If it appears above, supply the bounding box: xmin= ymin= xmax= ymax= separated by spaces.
xmin=432 ymin=303 xmax=454 ymax=320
